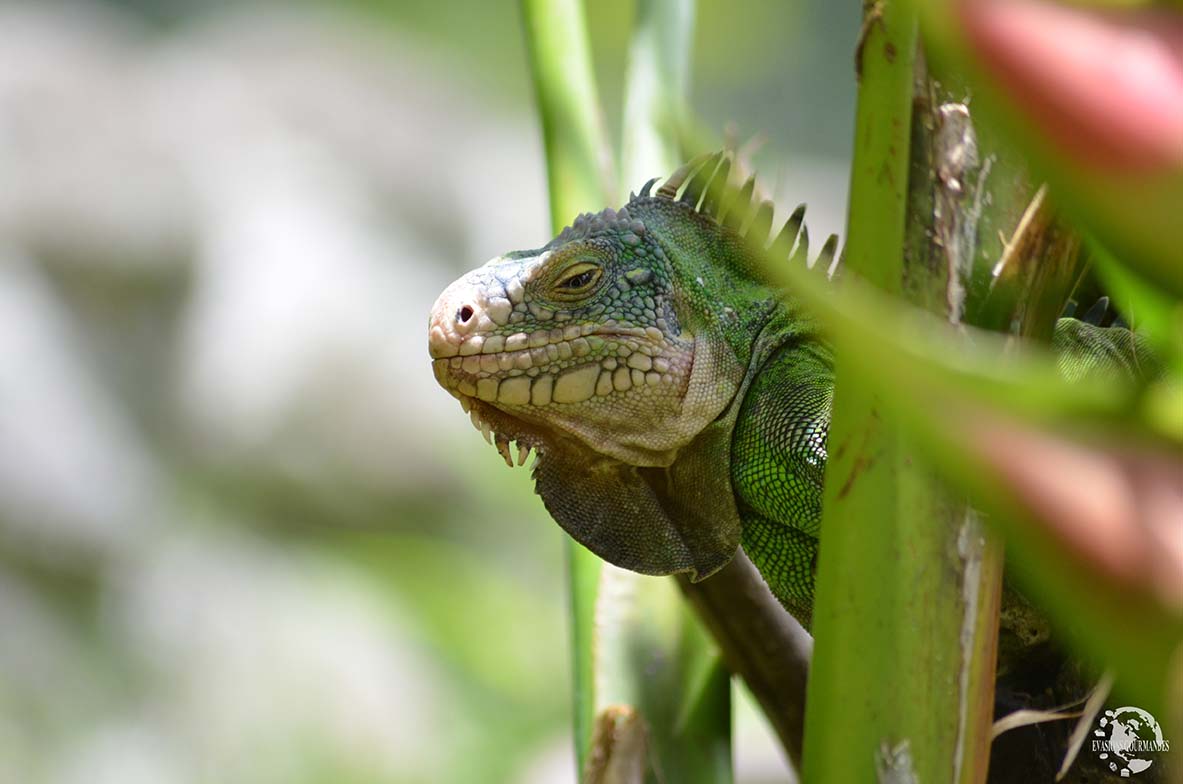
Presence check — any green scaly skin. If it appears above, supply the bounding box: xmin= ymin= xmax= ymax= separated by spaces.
xmin=427 ymin=154 xmax=1160 ymax=630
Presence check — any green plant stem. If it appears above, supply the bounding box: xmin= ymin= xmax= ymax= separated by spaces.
xmin=522 ymin=3 xmax=733 ymax=781
xmin=621 ymin=0 xmax=694 ymax=189
xmin=594 ymin=2 xmax=733 ymax=782
xmin=803 ymin=3 xmax=1000 ymax=782
xmin=520 ymin=1 xmax=612 ymax=775
xmin=521 ymin=0 xmax=613 ymax=227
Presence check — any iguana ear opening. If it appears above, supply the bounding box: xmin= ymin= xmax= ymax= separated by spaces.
xmin=532 ymin=418 xmax=742 ymax=582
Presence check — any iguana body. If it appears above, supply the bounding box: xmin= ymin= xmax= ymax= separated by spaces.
xmin=427 ymin=154 xmax=1158 ymax=629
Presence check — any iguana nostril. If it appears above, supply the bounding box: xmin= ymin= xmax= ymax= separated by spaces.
xmin=457 ymin=305 xmax=475 ymax=324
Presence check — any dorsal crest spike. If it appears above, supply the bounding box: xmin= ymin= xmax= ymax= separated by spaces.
xmin=816 ymin=233 xmax=839 ymax=274
xmin=791 ymin=225 xmax=810 ymax=268
xmin=632 ymin=151 xmax=843 ymax=283
xmin=700 ymin=157 xmax=732 ymax=217
xmin=747 ymin=200 xmax=774 ymax=248
xmin=680 ymin=152 xmax=725 ymax=208
xmin=722 ymin=175 xmax=757 ymax=232
xmin=712 ymin=164 xmax=742 ymax=224
xmin=1081 ymin=296 xmax=1110 ymax=326
xmin=786 ymin=204 xmax=807 ymax=240
xmin=656 ymin=153 xmax=714 ymax=200
xmin=769 ymin=203 xmax=807 ymax=261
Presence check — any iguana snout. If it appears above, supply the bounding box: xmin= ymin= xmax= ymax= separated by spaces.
xmin=427 ymin=261 xmax=523 ymax=362
xmin=428 ymin=244 xmax=702 ymax=466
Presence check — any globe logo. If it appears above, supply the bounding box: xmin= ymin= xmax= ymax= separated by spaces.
xmin=1092 ymin=706 xmax=1171 ymax=777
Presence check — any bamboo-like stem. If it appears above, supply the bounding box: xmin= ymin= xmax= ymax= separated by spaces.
xmin=621 ymin=4 xmax=815 ymax=769
xmin=521 ymin=0 xmax=613 ymax=225
xmin=904 ymin=61 xmax=1007 ymax=784
xmin=621 ymin=0 xmax=694 ymax=189
xmin=803 ymin=3 xmax=1002 ymax=782
xmin=592 ymin=2 xmax=734 ymax=782
xmin=522 ymin=3 xmax=736 ymax=781
xmin=520 ymin=1 xmax=612 ymax=775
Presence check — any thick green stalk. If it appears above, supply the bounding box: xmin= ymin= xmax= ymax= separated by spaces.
xmin=520 ymin=1 xmax=611 ymax=774
xmin=522 ymin=4 xmax=732 ymax=781
xmin=621 ymin=0 xmax=694 ymax=189
xmin=803 ymin=3 xmax=1000 ymax=782
xmin=590 ymin=3 xmax=733 ymax=782
xmin=594 ymin=568 xmax=732 ymax=784
xmin=521 ymin=0 xmax=613 ymax=224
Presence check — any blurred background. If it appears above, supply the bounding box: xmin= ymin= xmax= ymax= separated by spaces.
xmin=0 ymin=1 xmax=857 ymax=781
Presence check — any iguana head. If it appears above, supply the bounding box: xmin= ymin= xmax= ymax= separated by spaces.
xmin=428 ymin=200 xmax=740 ymax=469
xmin=427 ymin=154 xmax=828 ymax=580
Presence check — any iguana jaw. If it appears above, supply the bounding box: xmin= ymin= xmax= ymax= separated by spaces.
xmin=428 ymin=256 xmax=740 ymax=467
xmin=444 ymin=394 xmax=548 ymax=469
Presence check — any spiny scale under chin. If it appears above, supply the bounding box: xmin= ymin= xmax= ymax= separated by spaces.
xmin=459 ymin=396 xmax=537 ymax=469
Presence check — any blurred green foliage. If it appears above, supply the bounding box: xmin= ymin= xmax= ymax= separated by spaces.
xmin=0 ymin=1 xmax=859 ymax=782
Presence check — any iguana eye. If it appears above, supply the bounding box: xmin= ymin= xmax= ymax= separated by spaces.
xmin=562 ymin=270 xmax=597 ymax=289
xmin=554 ymin=262 xmax=602 ymax=297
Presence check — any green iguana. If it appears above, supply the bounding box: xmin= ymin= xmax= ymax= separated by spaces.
xmin=426 ymin=152 xmax=1159 ymax=630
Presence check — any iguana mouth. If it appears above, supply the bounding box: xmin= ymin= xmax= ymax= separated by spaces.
xmin=431 ymin=324 xmax=689 ymax=466
xmin=451 ymin=395 xmax=547 ymax=468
